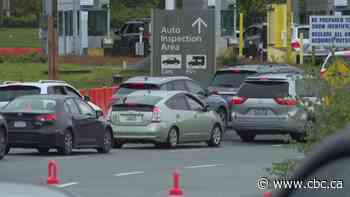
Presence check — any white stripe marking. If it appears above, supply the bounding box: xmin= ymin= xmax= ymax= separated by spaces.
xmin=114 ymin=171 xmax=144 ymax=177
xmin=185 ymin=164 xmax=224 ymax=169
xmin=57 ymin=182 xmax=79 ymax=188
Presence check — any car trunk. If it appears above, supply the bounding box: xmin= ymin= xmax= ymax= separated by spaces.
xmin=234 ymin=81 xmax=290 ymax=118
xmin=110 ymin=104 xmax=155 ymax=126
xmin=2 ymin=112 xmax=56 ymax=130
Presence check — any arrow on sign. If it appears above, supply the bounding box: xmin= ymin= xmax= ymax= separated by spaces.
xmin=192 ymin=17 xmax=208 ymax=34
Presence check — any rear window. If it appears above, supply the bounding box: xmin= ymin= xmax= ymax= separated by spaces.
xmin=0 ymin=86 xmax=40 ymax=102
xmin=211 ymin=71 xmax=257 ymax=88
xmin=323 ymin=55 xmax=350 ymax=69
xmin=298 ymin=27 xmax=309 ymax=39
xmin=3 ymin=98 xmax=57 ymax=113
xmin=238 ymin=81 xmax=289 ymax=98
xmin=116 ymin=83 xmax=160 ymax=96
xmin=115 ymin=96 xmax=163 ymax=106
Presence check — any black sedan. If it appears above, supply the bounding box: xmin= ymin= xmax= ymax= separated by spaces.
xmin=0 ymin=114 xmax=8 ymax=160
xmin=1 ymin=95 xmax=113 ymax=155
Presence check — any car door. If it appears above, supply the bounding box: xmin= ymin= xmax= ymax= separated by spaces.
xmin=74 ymin=99 xmax=104 ymax=146
xmin=64 ymin=99 xmax=88 ymax=146
xmin=165 ymin=94 xmax=197 ymax=142
xmin=184 ymin=94 xmax=212 ymax=140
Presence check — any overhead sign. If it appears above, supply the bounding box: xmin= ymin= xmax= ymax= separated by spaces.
xmin=151 ymin=9 xmax=216 ymax=87
xmin=310 ymin=15 xmax=350 ymax=47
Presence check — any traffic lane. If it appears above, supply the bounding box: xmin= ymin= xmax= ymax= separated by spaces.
xmin=0 ymin=133 xmax=302 ymax=197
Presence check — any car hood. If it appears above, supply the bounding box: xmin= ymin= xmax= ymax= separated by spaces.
xmin=0 ymin=102 xmax=9 ymax=110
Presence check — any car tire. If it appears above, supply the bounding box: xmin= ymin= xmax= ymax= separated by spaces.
xmin=207 ymin=125 xmax=222 ymax=147
xmin=290 ymin=133 xmax=306 ymax=142
xmin=217 ymin=108 xmax=227 ymax=128
xmin=97 ymin=130 xmax=113 ymax=154
xmin=166 ymin=127 xmax=178 ymax=148
xmin=37 ymin=148 xmax=50 ymax=155
xmin=237 ymin=131 xmax=256 ymax=142
xmin=5 ymin=146 xmax=10 ymax=155
xmin=58 ymin=130 xmax=74 ymax=155
xmin=0 ymin=128 xmax=6 ymax=160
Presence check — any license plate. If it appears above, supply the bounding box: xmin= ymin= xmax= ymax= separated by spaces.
xmin=14 ymin=121 xmax=27 ymax=128
xmin=253 ymin=109 xmax=268 ymax=116
xmin=120 ymin=114 xmax=143 ymax=123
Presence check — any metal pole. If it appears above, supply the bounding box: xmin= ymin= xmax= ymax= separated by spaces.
xmin=48 ymin=16 xmax=54 ymax=80
xmin=300 ymin=33 xmax=304 ymax=65
xmin=239 ymin=13 xmax=244 ymax=58
xmin=107 ymin=3 xmax=111 ymax=38
xmin=286 ymin=0 xmax=292 ymax=64
xmin=233 ymin=0 xmax=237 ymax=41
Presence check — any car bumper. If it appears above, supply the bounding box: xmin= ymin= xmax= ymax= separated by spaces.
xmin=110 ymin=123 xmax=170 ymax=143
xmin=232 ymin=116 xmax=306 ymax=134
xmin=8 ymin=129 xmax=64 ymax=148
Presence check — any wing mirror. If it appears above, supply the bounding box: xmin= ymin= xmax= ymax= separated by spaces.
xmin=96 ymin=110 xmax=104 ymax=118
xmin=83 ymin=96 xmax=90 ymax=102
xmin=203 ymin=105 xmax=210 ymax=112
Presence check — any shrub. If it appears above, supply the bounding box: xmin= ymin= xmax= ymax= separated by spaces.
xmin=2 ymin=15 xmax=38 ymax=28
xmin=0 ymin=53 xmax=47 ymax=63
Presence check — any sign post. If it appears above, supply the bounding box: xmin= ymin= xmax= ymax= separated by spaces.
xmin=151 ymin=9 xmax=216 ymax=87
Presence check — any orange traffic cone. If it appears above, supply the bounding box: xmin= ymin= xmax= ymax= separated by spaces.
xmin=47 ymin=160 xmax=60 ymax=185
xmin=169 ymin=170 xmax=183 ymax=197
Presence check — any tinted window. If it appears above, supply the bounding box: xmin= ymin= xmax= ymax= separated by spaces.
xmin=211 ymin=71 xmax=257 ymax=88
xmin=3 ymin=98 xmax=57 ymax=113
xmin=76 ymin=99 xmax=96 ymax=118
xmin=116 ymin=96 xmax=163 ymax=106
xmin=185 ymin=95 xmax=203 ymax=111
xmin=166 ymin=95 xmax=189 ymax=110
xmin=185 ymin=80 xmax=204 ymax=94
xmin=0 ymin=86 xmax=40 ymax=102
xmin=298 ymin=27 xmax=309 ymax=39
xmin=52 ymin=86 xmax=67 ymax=95
xmin=65 ymin=86 xmax=81 ymax=98
xmin=65 ymin=99 xmax=80 ymax=115
xmin=173 ymin=80 xmax=187 ymax=91
xmin=238 ymin=81 xmax=289 ymax=98
xmin=117 ymin=83 xmax=160 ymax=96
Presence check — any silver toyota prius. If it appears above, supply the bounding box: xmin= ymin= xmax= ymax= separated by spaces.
xmin=107 ymin=91 xmax=223 ymax=148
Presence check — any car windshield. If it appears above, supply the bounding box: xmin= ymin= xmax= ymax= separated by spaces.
xmin=238 ymin=81 xmax=289 ymax=98
xmin=116 ymin=83 xmax=160 ymax=96
xmin=0 ymin=86 xmax=40 ymax=102
xmin=211 ymin=71 xmax=257 ymax=88
xmin=2 ymin=97 xmax=57 ymax=113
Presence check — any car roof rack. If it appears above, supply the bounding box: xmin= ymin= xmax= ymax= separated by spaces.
xmin=38 ymin=80 xmax=67 ymax=84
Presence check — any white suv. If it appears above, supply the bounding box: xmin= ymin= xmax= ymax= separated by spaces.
xmin=0 ymin=80 xmax=101 ymax=112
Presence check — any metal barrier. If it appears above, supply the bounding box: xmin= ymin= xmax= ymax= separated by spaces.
xmin=80 ymin=86 xmax=118 ymax=113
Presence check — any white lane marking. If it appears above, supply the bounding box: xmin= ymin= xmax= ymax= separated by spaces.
xmin=114 ymin=171 xmax=144 ymax=177
xmin=184 ymin=164 xmax=224 ymax=169
xmin=57 ymin=182 xmax=79 ymax=188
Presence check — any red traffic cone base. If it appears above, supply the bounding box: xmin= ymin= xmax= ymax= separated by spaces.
xmin=169 ymin=170 xmax=183 ymax=196
xmin=47 ymin=160 xmax=60 ymax=185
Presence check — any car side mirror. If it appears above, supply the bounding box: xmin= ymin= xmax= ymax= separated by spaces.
xmin=203 ymin=105 xmax=210 ymax=112
xmin=96 ymin=110 xmax=104 ymax=118
xmin=83 ymin=96 xmax=90 ymax=102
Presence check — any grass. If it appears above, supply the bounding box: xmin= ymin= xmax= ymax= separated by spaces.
xmin=0 ymin=63 xmax=149 ymax=89
xmin=0 ymin=28 xmax=40 ymax=48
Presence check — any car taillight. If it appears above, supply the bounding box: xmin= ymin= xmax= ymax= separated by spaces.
xmin=152 ymin=107 xmax=161 ymax=122
xmin=320 ymin=68 xmax=327 ymax=78
xmin=232 ymin=69 xmax=240 ymax=73
xmin=35 ymin=114 xmax=57 ymax=122
xmin=210 ymin=90 xmax=219 ymax=95
xmin=274 ymin=97 xmax=299 ymax=106
xmin=231 ymin=97 xmax=247 ymax=105
xmin=143 ymin=32 xmax=151 ymax=40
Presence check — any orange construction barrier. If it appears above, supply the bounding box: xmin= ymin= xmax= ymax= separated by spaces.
xmin=79 ymin=86 xmax=119 ymax=114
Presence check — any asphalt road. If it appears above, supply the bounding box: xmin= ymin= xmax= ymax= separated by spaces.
xmin=0 ymin=131 xmax=303 ymax=197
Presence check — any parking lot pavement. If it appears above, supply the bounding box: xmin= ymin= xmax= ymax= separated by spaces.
xmin=0 ymin=130 xmax=303 ymax=197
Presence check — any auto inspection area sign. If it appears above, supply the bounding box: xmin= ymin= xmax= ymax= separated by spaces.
xmin=310 ymin=15 xmax=350 ymax=48
xmin=151 ymin=9 xmax=216 ymax=87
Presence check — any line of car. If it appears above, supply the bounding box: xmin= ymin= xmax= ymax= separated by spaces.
xmin=0 ymin=63 xmax=320 ymax=160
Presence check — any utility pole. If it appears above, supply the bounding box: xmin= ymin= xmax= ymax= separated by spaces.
xmin=165 ymin=0 xmax=176 ymax=10
xmin=286 ymin=0 xmax=293 ymax=64
xmin=239 ymin=13 xmax=244 ymax=58
xmin=47 ymin=0 xmax=59 ymax=80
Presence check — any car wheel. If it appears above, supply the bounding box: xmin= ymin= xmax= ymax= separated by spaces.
xmin=5 ymin=146 xmax=10 ymax=155
xmin=58 ymin=130 xmax=73 ymax=155
xmin=208 ymin=125 xmax=222 ymax=147
xmin=0 ymin=128 xmax=6 ymax=160
xmin=97 ymin=131 xmax=112 ymax=153
xmin=166 ymin=127 xmax=178 ymax=148
xmin=217 ymin=108 xmax=227 ymax=128
xmin=37 ymin=148 xmax=50 ymax=155
xmin=237 ymin=131 xmax=256 ymax=142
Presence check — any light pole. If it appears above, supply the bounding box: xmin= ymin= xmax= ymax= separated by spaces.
xmin=233 ymin=0 xmax=237 ymax=41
